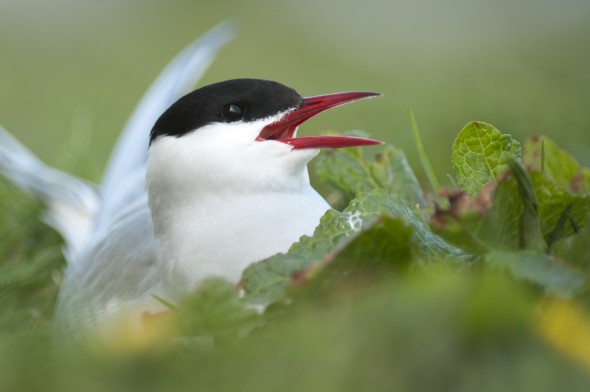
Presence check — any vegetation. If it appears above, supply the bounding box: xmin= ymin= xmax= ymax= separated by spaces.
xmin=2 ymin=120 xmax=590 ymax=391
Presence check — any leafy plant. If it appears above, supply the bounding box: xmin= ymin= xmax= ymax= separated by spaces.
xmin=3 ymin=120 xmax=590 ymax=391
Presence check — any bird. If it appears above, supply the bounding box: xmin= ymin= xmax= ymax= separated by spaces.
xmin=0 ymin=24 xmax=381 ymax=344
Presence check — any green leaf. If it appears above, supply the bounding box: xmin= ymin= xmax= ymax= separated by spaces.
xmin=432 ymin=159 xmax=588 ymax=254
xmin=178 ymin=278 xmax=260 ymax=338
xmin=316 ymin=143 xmax=425 ymax=207
xmin=551 ymin=218 xmax=590 ymax=269
xmin=452 ymin=121 xmax=521 ymax=195
xmin=518 ymin=136 xmax=590 ymax=243
xmin=508 ymin=159 xmax=546 ymax=252
xmin=431 ymin=176 xmax=523 ymax=254
xmin=240 ymin=254 xmax=310 ymax=305
xmin=328 ymin=215 xmax=414 ymax=269
xmin=243 ymin=190 xmax=469 ymax=305
xmin=523 ymin=135 xmax=590 ymax=195
xmin=242 ymin=194 xmax=407 ymax=305
xmin=485 ymin=250 xmax=586 ymax=299
xmin=531 ymin=171 xmax=590 ymax=242
xmin=276 ymin=216 xmax=415 ymax=306
xmin=289 ymin=189 xmax=466 ymax=262
xmin=298 ymin=216 xmax=415 ymax=288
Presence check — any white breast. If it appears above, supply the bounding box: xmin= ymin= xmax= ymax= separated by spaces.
xmin=145 ymin=119 xmax=330 ymax=300
xmin=153 ymin=189 xmax=330 ymax=300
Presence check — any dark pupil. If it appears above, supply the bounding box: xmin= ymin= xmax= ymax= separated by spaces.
xmin=222 ymin=103 xmax=244 ymax=122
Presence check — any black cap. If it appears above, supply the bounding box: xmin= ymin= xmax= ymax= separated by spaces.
xmin=150 ymin=79 xmax=303 ymax=143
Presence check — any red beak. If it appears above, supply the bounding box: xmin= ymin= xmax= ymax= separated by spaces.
xmin=256 ymin=91 xmax=383 ymax=149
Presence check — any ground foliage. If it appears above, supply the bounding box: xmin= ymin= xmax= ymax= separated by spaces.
xmin=2 ymin=122 xmax=590 ymax=391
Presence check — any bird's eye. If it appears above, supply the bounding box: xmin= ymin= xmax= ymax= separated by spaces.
xmin=221 ymin=103 xmax=244 ymax=122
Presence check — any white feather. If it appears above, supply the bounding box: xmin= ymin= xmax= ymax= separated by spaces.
xmin=95 ymin=21 xmax=236 ymax=240
xmin=0 ymin=126 xmax=98 ymax=255
xmin=0 ymin=23 xmax=237 ymax=341
xmin=146 ymin=118 xmax=329 ymax=299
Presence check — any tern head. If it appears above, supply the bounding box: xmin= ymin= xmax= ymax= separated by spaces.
xmin=147 ymin=79 xmax=381 ymax=198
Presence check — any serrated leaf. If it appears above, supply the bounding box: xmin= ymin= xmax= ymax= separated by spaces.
xmin=523 ymin=135 xmax=590 ymax=195
xmin=434 ymin=157 xmax=590 ymax=253
xmin=431 ymin=176 xmax=522 ymax=254
xmin=316 ymin=144 xmax=425 ymax=207
xmin=452 ymin=121 xmax=521 ymax=195
xmin=243 ymin=190 xmax=469 ymax=305
xmin=242 ymin=197 xmax=402 ymax=305
xmin=298 ymin=216 xmax=415 ymax=288
xmin=289 ymin=189 xmax=466 ymax=262
xmin=283 ymin=216 xmax=414 ymax=301
xmin=486 ymin=250 xmax=586 ymax=299
xmin=328 ymin=215 xmax=414 ymax=269
xmin=178 ymin=278 xmax=260 ymax=337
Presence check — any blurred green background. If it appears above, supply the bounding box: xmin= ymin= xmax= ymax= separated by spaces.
xmin=1 ymin=0 xmax=589 ymax=183
xmin=2 ymin=2 xmax=590 ymax=390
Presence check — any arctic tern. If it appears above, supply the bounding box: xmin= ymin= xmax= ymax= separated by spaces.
xmin=0 ymin=23 xmax=381 ymax=343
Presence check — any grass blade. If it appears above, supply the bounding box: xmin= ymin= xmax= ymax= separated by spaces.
xmin=409 ymin=108 xmax=440 ymax=195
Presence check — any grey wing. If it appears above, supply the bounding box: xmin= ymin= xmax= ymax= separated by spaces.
xmin=0 ymin=22 xmax=236 ymax=263
xmin=0 ymin=126 xmax=99 ymax=257
xmin=94 ymin=22 xmax=236 ymax=239
xmin=53 ymin=195 xmax=162 ymax=341
xmin=2 ymin=22 xmax=236 ymax=342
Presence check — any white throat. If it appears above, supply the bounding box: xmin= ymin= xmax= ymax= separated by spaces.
xmin=146 ymin=118 xmax=330 ymax=299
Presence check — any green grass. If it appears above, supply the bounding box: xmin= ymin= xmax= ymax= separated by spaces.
xmin=0 ymin=182 xmax=64 ymax=334
xmin=409 ymin=107 xmax=440 ymax=196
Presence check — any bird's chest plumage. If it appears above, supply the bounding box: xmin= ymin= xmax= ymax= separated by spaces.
xmin=152 ymin=190 xmax=330 ymax=298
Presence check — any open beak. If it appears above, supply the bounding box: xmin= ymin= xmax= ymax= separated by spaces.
xmin=256 ymin=91 xmax=383 ymax=149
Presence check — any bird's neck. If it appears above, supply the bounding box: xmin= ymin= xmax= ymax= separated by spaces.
xmin=147 ymin=180 xmax=330 ymax=300
xmin=145 ymin=135 xmax=329 ymax=298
